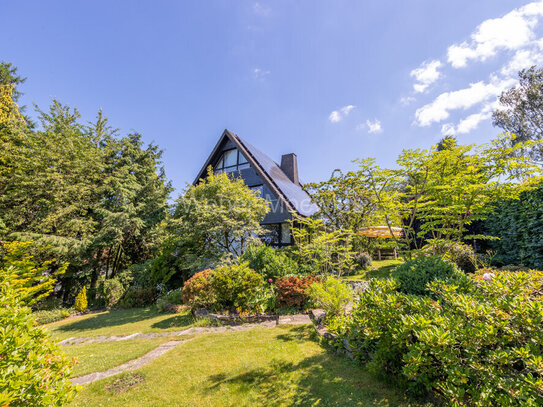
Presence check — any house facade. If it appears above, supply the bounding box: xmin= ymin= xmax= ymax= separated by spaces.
xmin=193 ymin=129 xmax=318 ymax=246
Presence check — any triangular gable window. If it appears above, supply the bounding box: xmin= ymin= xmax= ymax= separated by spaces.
xmin=214 ymin=148 xmax=250 ymax=174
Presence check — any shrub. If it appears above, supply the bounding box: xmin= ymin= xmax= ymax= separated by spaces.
xmin=100 ymin=278 xmax=126 ymax=308
xmin=353 ymin=252 xmax=372 ymax=270
xmin=155 ymin=299 xmax=187 ymax=313
xmin=33 ymin=308 xmax=74 ymax=325
xmin=160 ymin=288 xmax=183 ymax=305
xmin=276 ymin=275 xmax=320 ymax=308
xmin=182 ymin=269 xmax=215 ymax=309
xmin=119 ymin=287 xmax=157 ymax=308
xmin=0 ymin=279 xmax=76 ymax=406
xmin=392 ymin=255 xmax=467 ymax=296
xmin=240 ymin=245 xmax=298 ymax=280
xmin=307 ymin=278 xmax=352 ymax=316
xmin=327 ymin=271 xmax=543 ymax=405
xmin=74 ymin=286 xmax=88 ymax=312
xmin=422 ymin=241 xmax=478 ymax=273
xmin=210 ymin=263 xmax=265 ymax=311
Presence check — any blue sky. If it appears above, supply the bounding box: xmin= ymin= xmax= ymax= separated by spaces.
xmin=2 ymin=0 xmax=542 ymax=194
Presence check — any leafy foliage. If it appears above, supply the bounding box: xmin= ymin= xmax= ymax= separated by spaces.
xmin=74 ymin=287 xmax=88 ymax=312
xmin=392 ymin=256 xmax=467 ymax=296
xmin=421 ymin=240 xmax=479 ymax=273
xmin=275 ymin=275 xmax=320 ymax=308
xmin=0 ymin=238 xmax=75 ymax=406
xmin=119 ymin=288 xmax=157 ymax=308
xmin=1 ymin=65 xmax=171 ymax=303
xmin=327 ymin=271 xmax=543 ymax=405
xmin=182 ymin=270 xmax=215 ymax=309
xmin=158 ymin=169 xmax=269 ymax=279
xmin=355 ymin=135 xmax=539 ymax=254
xmin=210 ymin=263 xmax=267 ymax=311
xmin=0 ymin=241 xmax=67 ymax=305
xmin=307 ymin=278 xmax=352 ymax=316
xmin=291 ymin=217 xmax=356 ymax=276
xmin=353 ymin=252 xmax=372 ymax=270
xmin=493 ymin=66 xmax=543 ymax=162
xmin=484 ymin=178 xmax=543 ymax=269
xmin=239 ymin=244 xmax=297 ymax=280
xmin=99 ymin=277 xmax=126 ymax=308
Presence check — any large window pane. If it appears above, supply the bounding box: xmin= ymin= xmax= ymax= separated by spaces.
xmin=238 ymin=151 xmax=248 ymax=164
xmin=223 ymin=149 xmax=237 ymax=167
xmin=280 ymin=223 xmax=291 ymax=244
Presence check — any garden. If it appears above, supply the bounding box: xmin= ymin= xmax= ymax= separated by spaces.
xmin=1 ymin=63 xmax=543 ymax=406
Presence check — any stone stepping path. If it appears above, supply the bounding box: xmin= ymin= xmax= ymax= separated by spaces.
xmin=72 ymin=339 xmax=191 ymax=385
xmin=59 ymin=314 xmax=311 ymax=346
xmin=66 ymin=314 xmax=312 ymax=385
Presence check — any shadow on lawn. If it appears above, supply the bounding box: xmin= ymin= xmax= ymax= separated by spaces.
xmin=52 ymin=308 xmax=163 ymax=333
xmin=275 ymin=325 xmax=316 ymax=343
xmin=151 ymin=313 xmax=193 ymax=329
xmin=365 ymin=263 xmax=401 ymax=280
xmin=204 ymin=355 xmax=407 ymax=407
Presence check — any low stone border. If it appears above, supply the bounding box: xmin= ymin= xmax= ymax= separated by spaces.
xmin=193 ymin=309 xmax=312 ymax=326
xmin=309 ymin=309 xmax=356 ymax=360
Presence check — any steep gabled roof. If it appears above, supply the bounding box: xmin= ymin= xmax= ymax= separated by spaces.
xmin=194 ymin=129 xmax=318 ymax=218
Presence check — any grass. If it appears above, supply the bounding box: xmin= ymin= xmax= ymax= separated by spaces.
xmin=63 ymin=338 xmax=172 ymax=377
xmin=68 ymin=325 xmax=429 ymax=407
xmin=342 ymin=259 xmax=403 ymax=281
xmin=45 ymin=307 xmax=196 ymax=340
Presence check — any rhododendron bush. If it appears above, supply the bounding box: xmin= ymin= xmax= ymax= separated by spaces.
xmin=326 ymin=271 xmax=543 ymax=406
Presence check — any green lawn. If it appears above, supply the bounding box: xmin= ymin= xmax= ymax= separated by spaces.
xmin=64 ymin=338 xmax=171 ymax=377
xmin=45 ymin=307 xmax=196 ymax=340
xmin=342 ymin=259 xmax=403 ymax=281
xmin=68 ymin=325 xmax=429 ymax=407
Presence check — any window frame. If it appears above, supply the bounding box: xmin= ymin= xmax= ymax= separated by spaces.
xmin=214 ymin=148 xmax=250 ymax=173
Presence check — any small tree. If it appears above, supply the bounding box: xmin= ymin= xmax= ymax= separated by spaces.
xmin=74 ymin=286 xmax=87 ymax=312
xmin=356 ymin=135 xmax=540 ymax=256
xmin=291 ymin=217 xmax=356 ymax=276
xmin=165 ymin=168 xmax=269 ymax=274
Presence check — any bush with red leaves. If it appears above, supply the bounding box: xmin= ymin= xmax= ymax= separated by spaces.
xmin=275 ymin=276 xmax=320 ymax=308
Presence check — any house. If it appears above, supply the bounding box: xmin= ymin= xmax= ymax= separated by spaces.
xmin=193 ymin=129 xmax=318 ymax=246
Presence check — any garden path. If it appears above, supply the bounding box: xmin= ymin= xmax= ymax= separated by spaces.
xmin=68 ymin=313 xmax=311 ymax=385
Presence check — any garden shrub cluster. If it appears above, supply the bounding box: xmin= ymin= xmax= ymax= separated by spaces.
xmin=307 ymin=278 xmax=352 ymax=316
xmin=353 ymin=251 xmax=372 ymax=270
xmin=182 ymin=264 xmax=270 ymax=312
xmin=119 ymin=287 xmax=157 ymax=308
xmin=239 ymin=244 xmax=297 ymax=280
xmin=392 ymin=255 xmax=469 ymax=296
xmin=33 ymin=307 xmax=74 ymax=325
xmin=275 ymin=275 xmax=320 ymax=308
xmin=326 ymin=271 xmax=543 ymax=406
xmin=422 ymin=241 xmax=479 ymax=273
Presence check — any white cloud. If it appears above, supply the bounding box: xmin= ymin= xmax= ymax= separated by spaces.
xmin=440 ymin=101 xmax=499 ymax=135
xmin=447 ymin=1 xmax=543 ymax=68
xmin=366 ymin=119 xmax=383 ymax=134
xmin=415 ymin=77 xmax=516 ymax=127
xmin=328 ymin=105 xmax=355 ymax=122
xmin=410 ymin=60 xmax=442 ymax=92
xmin=500 ymin=41 xmax=543 ymax=76
xmin=253 ymin=68 xmax=270 ymax=80
xmin=253 ymin=2 xmax=271 ymax=16
xmin=400 ymin=96 xmax=416 ymax=106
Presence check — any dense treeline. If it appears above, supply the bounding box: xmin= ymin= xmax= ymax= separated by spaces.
xmin=484 ymin=179 xmax=543 ymax=269
xmin=0 ymin=63 xmax=171 ymax=303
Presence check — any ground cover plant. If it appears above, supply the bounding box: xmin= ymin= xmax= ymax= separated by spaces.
xmin=326 ymin=270 xmax=543 ymax=406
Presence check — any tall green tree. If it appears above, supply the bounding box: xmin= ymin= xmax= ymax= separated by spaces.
xmin=154 ymin=169 xmax=268 ymax=284
xmin=492 ymin=66 xmax=543 ymax=162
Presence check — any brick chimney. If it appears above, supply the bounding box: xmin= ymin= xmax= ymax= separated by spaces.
xmin=280 ymin=153 xmax=299 ymax=185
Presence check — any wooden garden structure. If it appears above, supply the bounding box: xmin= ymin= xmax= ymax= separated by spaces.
xmin=357 ymin=226 xmax=403 ymax=260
